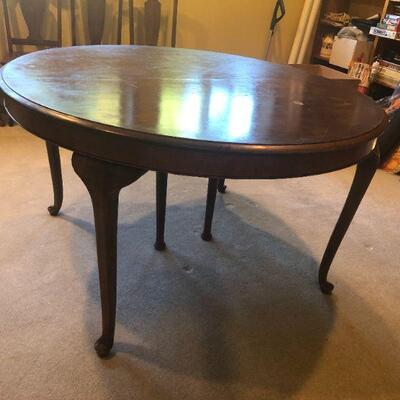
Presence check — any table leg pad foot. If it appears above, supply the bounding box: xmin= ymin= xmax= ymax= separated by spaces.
xmin=94 ymin=336 xmax=113 ymax=358
xmin=201 ymin=232 xmax=213 ymax=241
xmin=48 ymin=205 xmax=60 ymax=216
xmin=154 ymin=241 xmax=166 ymax=251
xmin=319 ymin=281 xmax=334 ymax=295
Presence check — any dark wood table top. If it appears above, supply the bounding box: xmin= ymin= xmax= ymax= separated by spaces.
xmin=0 ymin=45 xmax=387 ymax=178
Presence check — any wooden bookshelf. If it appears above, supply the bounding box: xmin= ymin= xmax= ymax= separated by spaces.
xmin=311 ymin=0 xmax=386 ymax=71
xmin=371 ymin=0 xmax=400 ymax=94
xmin=311 ymin=0 xmax=400 ymax=97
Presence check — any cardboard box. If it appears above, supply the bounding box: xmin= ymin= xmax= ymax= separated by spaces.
xmin=329 ymin=37 xmax=373 ymax=70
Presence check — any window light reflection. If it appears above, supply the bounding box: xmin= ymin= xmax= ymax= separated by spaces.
xmin=158 ymin=86 xmax=181 ymax=134
xmin=209 ymin=87 xmax=229 ymax=120
xmin=228 ymin=95 xmax=254 ymax=138
xmin=158 ymin=83 xmax=255 ymax=140
xmin=178 ymin=87 xmax=202 ymax=135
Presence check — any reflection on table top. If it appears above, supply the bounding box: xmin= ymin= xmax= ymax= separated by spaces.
xmin=1 ymin=45 xmax=386 ymax=148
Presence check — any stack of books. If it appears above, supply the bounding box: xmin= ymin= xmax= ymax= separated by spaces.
xmin=374 ymin=60 xmax=400 ymax=89
xmin=370 ymin=14 xmax=400 ymax=40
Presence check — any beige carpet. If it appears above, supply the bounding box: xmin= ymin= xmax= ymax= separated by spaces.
xmin=0 ymin=126 xmax=399 ymax=400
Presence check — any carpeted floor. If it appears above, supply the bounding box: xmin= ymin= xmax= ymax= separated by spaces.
xmin=0 ymin=126 xmax=399 ymax=400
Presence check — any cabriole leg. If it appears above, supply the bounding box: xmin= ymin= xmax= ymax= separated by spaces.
xmin=319 ymin=147 xmax=380 ymax=294
xmin=72 ymin=153 xmax=147 ymax=357
xmin=46 ymin=141 xmax=63 ymax=216
xmin=155 ymin=171 xmax=168 ymax=251
xmin=201 ymin=178 xmax=218 ymax=241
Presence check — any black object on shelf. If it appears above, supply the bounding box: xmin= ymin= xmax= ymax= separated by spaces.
xmin=381 ymin=47 xmax=400 ymax=65
xmin=369 ymin=82 xmax=394 ymax=100
xmin=351 ymin=16 xmax=380 ymax=38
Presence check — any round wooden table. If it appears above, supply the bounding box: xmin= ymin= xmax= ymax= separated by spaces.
xmin=0 ymin=46 xmax=387 ymax=357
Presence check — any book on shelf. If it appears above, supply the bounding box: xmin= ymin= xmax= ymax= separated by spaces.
xmin=375 ymin=60 xmax=400 ymax=89
xmin=369 ymin=26 xmax=400 ymax=40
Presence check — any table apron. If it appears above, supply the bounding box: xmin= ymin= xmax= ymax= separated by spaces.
xmin=5 ymin=95 xmax=377 ymax=179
